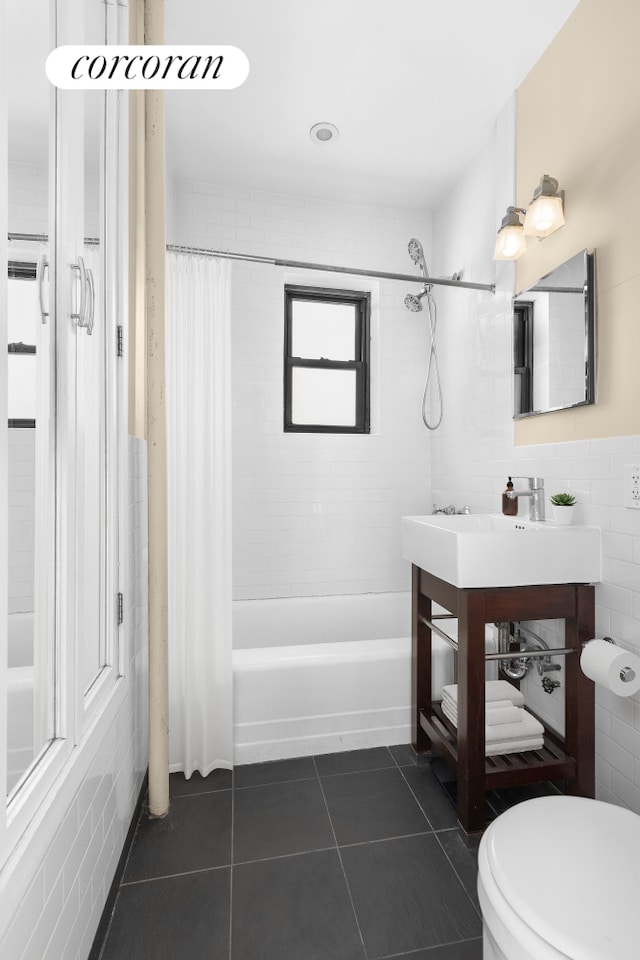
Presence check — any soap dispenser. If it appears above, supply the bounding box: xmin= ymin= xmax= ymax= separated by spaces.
xmin=502 ymin=477 xmax=518 ymax=516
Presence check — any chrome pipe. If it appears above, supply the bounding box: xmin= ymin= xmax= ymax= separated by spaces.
xmin=418 ymin=615 xmax=459 ymax=651
xmin=419 ymin=615 xmax=576 ymax=661
xmin=486 ymin=647 xmax=576 ymax=661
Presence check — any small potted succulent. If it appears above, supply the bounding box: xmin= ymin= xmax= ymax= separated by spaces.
xmin=550 ymin=492 xmax=576 ymax=524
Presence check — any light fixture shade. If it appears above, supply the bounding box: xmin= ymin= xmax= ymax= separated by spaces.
xmin=493 ymin=207 xmax=527 ymax=261
xmin=493 ymin=225 xmax=527 ymax=260
xmin=523 ymin=194 xmax=565 ymax=237
xmin=523 ymin=175 xmax=565 ymax=237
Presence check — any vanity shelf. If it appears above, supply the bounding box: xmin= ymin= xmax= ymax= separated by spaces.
xmin=412 ymin=566 xmax=595 ymax=834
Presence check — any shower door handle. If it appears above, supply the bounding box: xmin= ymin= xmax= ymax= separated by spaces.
xmin=38 ymin=255 xmax=49 ymax=323
xmin=72 ymin=256 xmax=95 ymax=334
xmin=71 ymin=256 xmax=87 ymax=327
xmin=84 ymin=268 xmax=95 ymax=335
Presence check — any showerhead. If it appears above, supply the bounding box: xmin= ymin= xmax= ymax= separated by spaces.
xmin=408 ymin=237 xmax=429 ymax=278
xmin=404 ymin=290 xmax=425 ymax=312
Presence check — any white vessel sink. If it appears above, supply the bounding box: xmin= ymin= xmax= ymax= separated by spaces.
xmin=401 ymin=513 xmax=601 ymax=588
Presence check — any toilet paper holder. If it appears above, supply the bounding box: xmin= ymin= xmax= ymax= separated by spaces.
xmin=583 ymin=636 xmax=637 ymax=684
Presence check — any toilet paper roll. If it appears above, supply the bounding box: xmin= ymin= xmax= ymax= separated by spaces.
xmin=580 ymin=639 xmax=640 ymax=697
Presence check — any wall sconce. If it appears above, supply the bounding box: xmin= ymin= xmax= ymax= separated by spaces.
xmin=493 ymin=174 xmax=565 ymax=260
xmin=493 ymin=206 xmax=527 ymax=261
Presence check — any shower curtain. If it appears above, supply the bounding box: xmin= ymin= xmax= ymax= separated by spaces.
xmin=166 ymin=251 xmax=233 ymax=777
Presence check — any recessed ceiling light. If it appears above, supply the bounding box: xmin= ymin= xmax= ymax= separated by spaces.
xmin=310 ymin=122 xmax=339 ymax=144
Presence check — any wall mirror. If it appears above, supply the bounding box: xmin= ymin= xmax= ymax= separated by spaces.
xmin=513 ymin=249 xmax=595 ymax=419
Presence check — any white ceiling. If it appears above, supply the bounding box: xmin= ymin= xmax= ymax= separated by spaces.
xmin=166 ymin=0 xmax=580 ymax=211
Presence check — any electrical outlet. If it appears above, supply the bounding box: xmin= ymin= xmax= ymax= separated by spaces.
xmin=624 ymin=464 xmax=640 ymax=509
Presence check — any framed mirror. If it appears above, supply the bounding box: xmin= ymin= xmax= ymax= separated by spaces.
xmin=513 ymin=249 xmax=595 ymax=419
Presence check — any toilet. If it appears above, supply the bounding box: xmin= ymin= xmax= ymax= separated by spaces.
xmin=477 ymin=795 xmax=640 ymax=960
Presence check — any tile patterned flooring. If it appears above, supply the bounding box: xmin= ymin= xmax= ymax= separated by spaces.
xmin=95 ymin=746 xmax=559 ymax=960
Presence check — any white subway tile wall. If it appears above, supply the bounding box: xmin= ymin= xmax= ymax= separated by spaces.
xmin=0 ymin=438 xmax=149 ymax=960
xmin=8 ymin=162 xmax=48 ymax=236
xmin=170 ymin=179 xmax=434 ymax=599
xmin=430 ymin=104 xmax=640 ymax=815
xmin=8 ymin=161 xmax=100 ymax=240
xmin=171 ymin=152 xmax=640 ymax=815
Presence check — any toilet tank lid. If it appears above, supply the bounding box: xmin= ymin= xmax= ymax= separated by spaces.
xmin=482 ymin=795 xmax=640 ymax=960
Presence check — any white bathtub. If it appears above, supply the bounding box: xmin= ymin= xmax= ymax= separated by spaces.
xmin=232 ymin=592 xmax=460 ymax=765
xmin=7 ymin=612 xmax=35 ymax=793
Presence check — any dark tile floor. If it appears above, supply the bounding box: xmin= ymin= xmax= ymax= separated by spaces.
xmin=95 ymin=746 xmax=560 ymax=960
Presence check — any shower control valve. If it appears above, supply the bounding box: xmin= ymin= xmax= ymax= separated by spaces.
xmin=542 ymin=676 xmax=561 ymax=694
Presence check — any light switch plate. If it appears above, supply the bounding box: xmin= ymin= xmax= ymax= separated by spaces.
xmin=624 ymin=464 xmax=640 ymax=509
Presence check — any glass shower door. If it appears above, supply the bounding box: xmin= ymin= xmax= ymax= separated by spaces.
xmin=5 ymin=0 xmax=55 ymax=798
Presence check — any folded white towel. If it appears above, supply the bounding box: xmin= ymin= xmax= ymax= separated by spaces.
xmin=485 ymin=699 xmax=517 ymax=712
xmin=441 ymin=702 xmax=543 ymax=741
xmin=441 ymin=695 xmax=515 ymax=717
xmin=485 ymin=706 xmax=525 ymax=727
xmin=441 ymin=705 xmax=522 ymax=728
xmin=440 ymin=702 xmax=545 ymax=756
xmin=485 ymin=713 xmax=543 ymax=741
xmin=442 ymin=680 xmax=525 ymax=706
xmin=486 ymin=738 xmax=544 ymax=757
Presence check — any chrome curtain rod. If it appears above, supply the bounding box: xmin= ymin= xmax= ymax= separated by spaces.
xmin=8 ymin=233 xmax=495 ymax=293
xmin=167 ymin=243 xmax=495 ymax=293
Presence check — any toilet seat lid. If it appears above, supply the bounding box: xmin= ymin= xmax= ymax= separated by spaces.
xmin=483 ymin=795 xmax=640 ymax=960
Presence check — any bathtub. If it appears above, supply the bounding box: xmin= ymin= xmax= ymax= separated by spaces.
xmin=7 ymin=612 xmax=35 ymax=793
xmin=232 ymin=592 xmax=460 ymax=765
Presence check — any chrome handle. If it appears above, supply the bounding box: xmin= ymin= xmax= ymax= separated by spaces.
xmin=85 ymin=268 xmax=95 ymax=335
xmin=71 ymin=256 xmax=87 ymax=327
xmin=38 ymin=255 xmax=49 ymax=323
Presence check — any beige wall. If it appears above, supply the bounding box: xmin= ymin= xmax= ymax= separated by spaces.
xmin=515 ymin=0 xmax=640 ymax=444
xmin=128 ymin=0 xmax=146 ymax=439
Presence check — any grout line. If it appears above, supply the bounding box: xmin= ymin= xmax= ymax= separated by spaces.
xmin=387 ymin=745 xmax=424 ymax=770
xmin=313 ymin=755 xmax=368 ymax=960
xmin=233 ymin=774 xmax=318 ymax=791
xmin=433 ymin=831 xmax=483 ymax=922
xmin=233 ymin=845 xmax=338 ymax=868
xmin=229 ymin=773 xmax=235 ymax=960
xmin=374 ymin=934 xmax=483 ymax=958
xmin=396 ymin=766 xmax=438 ymax=832
xmin=170 ymin=786 xmax=234 ymax=799
xmin=93 ymin=800 xmax=147 ymax=954
xmin=120 ymin=863 xmax=231 ymax=887
xmin=92 ymin=887 xmax=122 ymax=960
xmin=315 ymin=763 xmax=399 ymax=780
xmin=337 ymin=830 xmax=432 ymax=851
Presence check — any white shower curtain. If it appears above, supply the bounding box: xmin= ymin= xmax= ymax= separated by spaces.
xmin=166 ymin=251 xmax=233 ymax=777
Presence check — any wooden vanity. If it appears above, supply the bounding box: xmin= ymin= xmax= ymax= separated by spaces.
xmin=412 ymin=564 xmax=595 ymax=834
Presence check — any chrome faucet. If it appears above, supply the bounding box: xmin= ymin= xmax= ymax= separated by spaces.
xmin=506 ymin=476 xmax=545 ymax=521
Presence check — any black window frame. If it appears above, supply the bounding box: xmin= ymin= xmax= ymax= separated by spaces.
xmin=513 ymin=300 xmax=534 ymax=417
xmin=284 ymin=285 xmax=370 ymax=434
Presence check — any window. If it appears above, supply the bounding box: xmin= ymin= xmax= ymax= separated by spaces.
xmin=513 ymin=300 xmax=534 ymax=416
xmin=284 ymin=285 xmax=370 ymax=433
